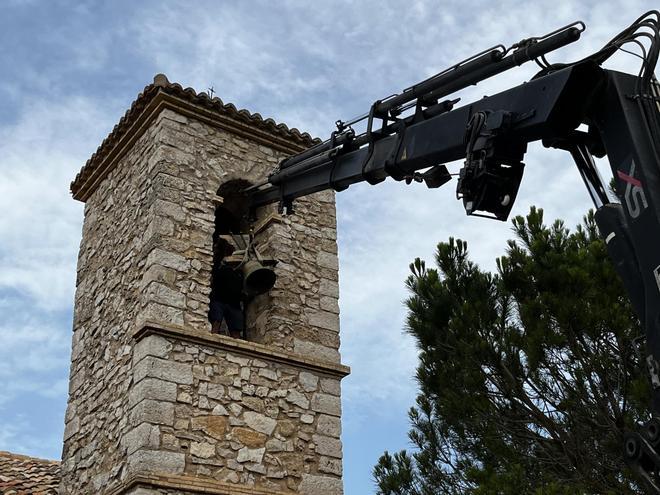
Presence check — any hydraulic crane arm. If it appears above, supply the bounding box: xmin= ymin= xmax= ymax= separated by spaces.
xmin=249 ymin=21 xmax=587 ymax=213
xmin=251 ymin=61 xmax=598 ymax=214
xmin=247 ymin=11 xmax=660 ymax=491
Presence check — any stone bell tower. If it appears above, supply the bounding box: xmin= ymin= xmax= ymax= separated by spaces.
xmin=60 ymin=75 xmax=349 ymax=495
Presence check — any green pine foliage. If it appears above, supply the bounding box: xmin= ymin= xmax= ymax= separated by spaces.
xmin=374 ymin=207 xmax=648 ymax=494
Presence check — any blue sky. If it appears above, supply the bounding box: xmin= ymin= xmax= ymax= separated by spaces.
xmin=0 ymin=1 xmax=656 ymax=493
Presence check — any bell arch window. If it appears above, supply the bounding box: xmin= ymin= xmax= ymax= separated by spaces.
xmin=209 ymin=179 xmax=277 ymax=340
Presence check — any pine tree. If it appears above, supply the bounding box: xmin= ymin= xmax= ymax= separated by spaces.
xmin=374 ymin=207 xmax=649 ymax=494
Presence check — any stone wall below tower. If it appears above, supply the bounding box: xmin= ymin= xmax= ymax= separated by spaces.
xmin=123 ymin=326 xmax=348 ymax=495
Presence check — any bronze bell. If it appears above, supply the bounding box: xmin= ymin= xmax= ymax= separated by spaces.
xmin=242 ymin=260 xmax=277 ymax=296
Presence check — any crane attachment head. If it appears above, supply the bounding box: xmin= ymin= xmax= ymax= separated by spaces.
xmin=456 ymin=110 xmax=526 ymax=220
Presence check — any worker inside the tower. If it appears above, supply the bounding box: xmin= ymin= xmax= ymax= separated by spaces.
xmin=209 ymin=239 xmax=244 ymax=339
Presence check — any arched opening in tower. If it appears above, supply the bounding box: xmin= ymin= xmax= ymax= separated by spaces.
xmin=209 ymin=179 xmax=276 ymax=340
xmin=209 ymin=179 xmax=250 ymax=338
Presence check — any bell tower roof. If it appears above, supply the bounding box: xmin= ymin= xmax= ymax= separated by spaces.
xmin=70 ymin=73 xmax=319 ymax=202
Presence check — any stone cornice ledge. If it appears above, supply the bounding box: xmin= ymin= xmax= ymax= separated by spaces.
xmin=133 ymin=321 xmax=351 ymax=379
xmin=109 ymin=472 xmax=295 ymax=495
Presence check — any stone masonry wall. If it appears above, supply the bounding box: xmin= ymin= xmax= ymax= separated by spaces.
xmin=63 ymin=100 xmax=347 ymax=495
xmin=126 ymin=332 xmax=344 ymax=494
xmin=248 ymin=196 xmax=340 ymax=363
xmin=139 ymin=109 xmax=341 ymax=363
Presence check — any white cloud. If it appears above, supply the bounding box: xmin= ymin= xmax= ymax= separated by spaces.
xmin=0 ymin=96 xmax=114 ymax=310
xmin=0 ymin=412 xmax=63 ymax=460
xmin=0 ymin=306 xmax=70 ymax=406
xmin=0 ymin=94 xmax=109 ymax=452
xmin=0 ymin=417 xmax=26 ymax=448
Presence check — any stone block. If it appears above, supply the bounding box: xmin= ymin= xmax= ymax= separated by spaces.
xmin=299 ymin=372 xmax=319 ymax=392
xmin=133 ymin=335 xmax=172 ymax=364
xmin=207 ymin=383 xmax=225 ymax=400
xmin=320 ymin=378 xmax=341 ymax=396
xmin=126 ymin=449 xmax=185 ymax=476
xmin=317 ymin=414 xmax=341 ymax=437
xmin=255 ymin=386 xmax=269 ymax=397
xmin=68 ymin=372 xmax=85 ymax=395
xmin=237 ymin=447 xmax=265 ymax=463
xmin=121 ymin=423 xmax=159 ymax=455
xmin=63 ymin=417 xmax=80 ymax=441
xmin=319 ymin=456 xmax=343 ymax=476
xmin=319 ymin=279 xmax=339 ymax=298
xmin=242 ymin=396 xmax=265 ymax=413
xmin=243 ymin=411 xmax=277 ymax=435
xmin=228 ymin=388 xmax=242 ymax=401
xmin=299 ymin=474 xmax=343 ymax=495
xmin=226 ymin=353 xmax=250 ymax=366
xmin=274 ymin=421 xmax=292 ymax=437
xmin=159 ymin=108 xmax=189 ymax=124
xmin=313 ymin=434 xmax=342 ymax=458
xmin=137 ymin=302 xmax=184 ymax=327
xmin=212 ymin=404 xmax=229 ymax=416
xmin=308 ymin=309 xmax=339 ymax=332
xmin=177 ymin=391 xmax=192 ymax=403
xmin=286 ymin=389 xmax=310 ymax=409
xmin=311 ymin=189 xmax=334 ymax=204
xmin=142 ymin=216 xmax=175 ymax=245
xmin=174 ymin=418 xmax=189 ymax=430
xmin=190 ymin=415 xmax=228 ymax=440
xmin=190 ymin=441 xmax=216 ymax=458
xmin=293 ymin=339 xmax=339 ymax=363
xmin=161 ymin=433 xmax=179 ymax=449
xmin=319 ymin=295 xmax=340 ymax=314
xmin=228 ymin=403 xmax=243 ymax=417
xmin=145 ymin=282 xmax=186 ymax=309
xmin=265 ymin=438 xmax=292 ymax=452
xmin=199 ymin=396 xmax=211 ymax=409
xmin=133 ymin=356 xmax=193 ymax=385
xmin=92 ymin=472 xmax=109 ymax=491
xmin=154 ymin=171 xmax=185 ymax=190
xmin=145 ymin=248 xmax=190 ymax=272
xmin=128 ymin=378 xmax=177 ymax=408
xmin=300 ymin=414 xmax=314 ymax=424
xmin=140 ymin=263 xmax=178 ymax=291
xmin=267 ymin=466 xmax=286 ymax=479
xmin=231 ymin=427 xmax=267 ymax=448
xmin=311 ymin=393 xmax=341 ymax=416
xmin=317 ymin=251 xmax=339 ymax=270
xmin=130 ymin=399 xmax=174 ymax=426
xmin=152 ymin=199 xmax=186 ymax=222
xmin=258 ymin=368 xmax=278 ymax=381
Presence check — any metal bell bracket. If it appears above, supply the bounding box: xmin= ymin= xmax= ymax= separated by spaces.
xmin=219 ymin=232 xmax=277 ymax=268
